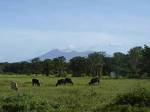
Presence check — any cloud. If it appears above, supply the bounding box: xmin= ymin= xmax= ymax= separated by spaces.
xmin=66 ymin=44 xmax=76 ymax=50
xmin=108 ymin=43 xmax=122 ymax=47
xmin=0 ymin=29 xmax=149 ymax=62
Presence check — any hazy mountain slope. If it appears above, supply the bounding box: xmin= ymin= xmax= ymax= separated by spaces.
xmin=39 ymin=49 xmax=92 ymax=60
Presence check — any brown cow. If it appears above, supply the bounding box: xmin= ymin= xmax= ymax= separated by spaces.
xmin=10 ymin=81 xmax=18 ymax=91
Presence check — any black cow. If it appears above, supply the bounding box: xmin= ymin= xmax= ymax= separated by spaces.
xmin=32 ymin=79 xmax=40 ymax=86
xmin=56 ymin=79 xmax=66 ymax=86
xmin=89 ymin=77 xmax=100 ymax=85
xmin=56 ymin=78 xmax=73 ymax=86
xmin=65 ymin=78 xmax=73 ymax=85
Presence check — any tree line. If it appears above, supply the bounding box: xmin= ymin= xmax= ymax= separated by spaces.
xmin=0 ymin=45 xmax=150 ymax=78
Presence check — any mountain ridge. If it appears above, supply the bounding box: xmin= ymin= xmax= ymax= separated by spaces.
xmin=38 ymin=49 xmax=93 ymax=60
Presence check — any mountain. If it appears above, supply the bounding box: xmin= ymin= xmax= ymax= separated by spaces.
xmin=39 ymin=49 xmax=92 ymax=61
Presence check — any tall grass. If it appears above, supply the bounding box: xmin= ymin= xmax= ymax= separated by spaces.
xmin=0 ymin=94 xmax=50 ymax=112
xmin=100 ymin=87 xmax=150 ymax=112
xmin=0 ymin=75 xmax=150 ymax=111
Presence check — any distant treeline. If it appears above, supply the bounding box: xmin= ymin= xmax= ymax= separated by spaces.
xmin=0 ymin=45 xmax=150 ymax=78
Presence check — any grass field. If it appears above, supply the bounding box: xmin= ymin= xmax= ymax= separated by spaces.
xmin=0 ymin=75 xmax=150 ymax=112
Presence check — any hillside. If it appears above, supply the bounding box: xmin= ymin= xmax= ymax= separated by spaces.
xmin=39 ymin=49 xmax=92 ymax=60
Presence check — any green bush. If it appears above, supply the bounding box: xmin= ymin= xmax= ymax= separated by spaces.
xmin=0 ymin=94 xmax=50 ymax=112
xmin=115 ymin=87 xmax=150 ymax=106
xmin=100 ymin=87 xmax=150 ymax=112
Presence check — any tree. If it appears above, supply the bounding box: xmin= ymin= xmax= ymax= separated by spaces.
xmin=42 ymin=59 xmax=52 ymax=76
xmin=0 ymin=63 xmax=6 ymax=73
xmin=53 ymin=56 xmax=66 ymax=77
xmin=139 ymin=45 xmax=150 ymax=77
xmin=88 ymin=52 xmax=105 ymax=77
xmin=19 ymin=61 xmax=32 ymax=74
xmin=103 ymin=57 xmax=112 ymax=76
xmin=112 ymin=52 xmax=129 ymax=78
xmin=128 ymin=47 xmax=143 ymax=78
xmin=69 ymin=56 xmax=87 ymax=77
xmin=31 ymin=58 xmax=42 ymax=74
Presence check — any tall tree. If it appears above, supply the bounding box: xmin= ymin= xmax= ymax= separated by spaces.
xmin=112 ymin=52 xmax=129 ymax=78
xmin=88 ymin=52 xmax=105 ymax=77
xmin=103 ymin=57 xmax=112 ymax=76
xmin=31 ymin=58 xmax=42 ymax=74
xmin=139 ymin=45 xmax=150 ymax=77
xmin=42 ymin=59 xmax=52 ymax=76
xmin=53 ymin=56 xmax=66 ymax=77
xmin=128 ymin=47 xmax=143 ymax=78
xmin=69 ymin=56 xmax=87 ymax=77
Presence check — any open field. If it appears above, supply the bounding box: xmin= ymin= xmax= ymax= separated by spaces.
xmin=0 ymin=75 xmax=150 ymax=112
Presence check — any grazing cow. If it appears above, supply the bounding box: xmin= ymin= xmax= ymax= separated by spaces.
xmin=89 ymin=77 xmax=100 ymax=85
xmin=65 ymin=78 xmax=73 ymax=85
xmin=56 ymin=79 xmax=66 ymax=86
xmin=10 ymin=81 xmax=18 ymax=91
xmin=32 ymin=79 xmax=40 ymax=86
xmin=56 ymin=78 xmax=73 ymax=86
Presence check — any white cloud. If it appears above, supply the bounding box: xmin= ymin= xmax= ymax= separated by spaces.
xmin=0 ymin=29 xmax=149 ymax=62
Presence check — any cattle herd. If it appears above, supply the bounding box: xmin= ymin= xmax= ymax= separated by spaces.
xmin=10 ymin=77 xmax=100 ymax=91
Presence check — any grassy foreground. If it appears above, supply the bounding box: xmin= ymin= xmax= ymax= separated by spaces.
xmin=0 ymin=75 xmax=150 ymax=112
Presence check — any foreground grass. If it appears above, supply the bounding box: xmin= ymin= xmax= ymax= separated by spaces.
xmin=0 ymin=75 xmax=150 ymax=112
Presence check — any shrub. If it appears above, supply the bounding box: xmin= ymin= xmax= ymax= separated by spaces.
xmin=115 ymin=87 xmax=150 ymax=106
xmin=0 ymin=94 xmax=50 ymax=112
xmin=100 ymin=87 xmax=150 ymax=112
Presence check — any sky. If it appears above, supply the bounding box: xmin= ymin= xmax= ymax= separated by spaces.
xmin=0 ymin=0 xmax=150 ymax=62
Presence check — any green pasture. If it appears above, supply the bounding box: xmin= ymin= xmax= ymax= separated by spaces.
xmin=0 ymin=75 xmax=150 ymax=112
